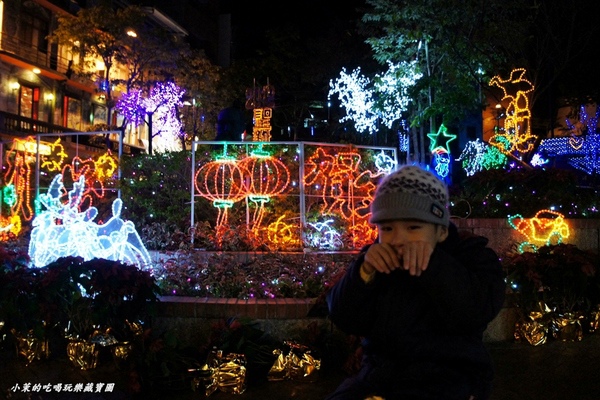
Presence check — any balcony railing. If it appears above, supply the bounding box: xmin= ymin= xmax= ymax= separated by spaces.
xmin=0 ymin=33 xmax=101 ymax=90
xmin=0 ymin=111 xmax=145 ymax=156
xmin=0 ymin=34 xmax=71 ymax=74
xmin=0 ymin=111 xmax=78 ymax=136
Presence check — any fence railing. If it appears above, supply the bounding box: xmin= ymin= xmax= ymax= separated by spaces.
xmin=190 ymin=141 xmax=398 ymax=251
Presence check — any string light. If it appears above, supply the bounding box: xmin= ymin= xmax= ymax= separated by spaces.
xmin=4 ymin=138 xmax=35 ymax=221
xmin=0 ymin=215 xmax=21 ymax=240
xmin=537 ymin=105 xmax=600 ymax=174
xmin=427 ymin=124 xmax=456 ymax=153
xmin=2 ymin=137 xmax=116 ymax=239
xmin=194 ymin=155 xmax=247 ymax=231
xmin=266 ymin=214 xmax=300 ymax=249
xmin=28 ymin=174 xmax=150 ymax=268
xmin=306 ymin=219 xmax=343 ymax=250
xmin=328 ymin=61 xmax=421 ymax=135
xmin=239 ymin=145 xmax=291 ymax=232
xmin=253 ymin=108 xmax=273 ymax=142
xmin=456 ymin=139 xmax=506 ymax=176
xmin=194 ymin=144 xmax=394 ymax=250
xmin=508 ymin=209 xmax=570 ymax=253
xmin=432 ymin=147 xmax=450 ymax=178
xmin=488 ymin=68 xmax=536 ymax=156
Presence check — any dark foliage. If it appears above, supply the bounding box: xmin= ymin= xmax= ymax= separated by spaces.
xmin=503 ymin=244 xmax=600 ymax=315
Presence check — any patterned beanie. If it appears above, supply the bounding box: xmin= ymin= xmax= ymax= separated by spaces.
xmin=369 ymin=165 xmax=449 ymax=227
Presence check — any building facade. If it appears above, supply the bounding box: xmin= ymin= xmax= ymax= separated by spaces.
xmin=0 ymin=0 xmax=195 ymax=157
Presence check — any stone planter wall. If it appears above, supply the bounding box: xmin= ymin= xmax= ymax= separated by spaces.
xmin=152 ymin=218 xmax=600 ymax=346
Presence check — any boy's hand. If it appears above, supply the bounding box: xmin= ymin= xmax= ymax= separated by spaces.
xmin=362 ymin=242 xmax=435 ymax=277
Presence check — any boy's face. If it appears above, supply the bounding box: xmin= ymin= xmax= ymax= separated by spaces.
xmin=377 ymin=219 xmax=448 ymax=249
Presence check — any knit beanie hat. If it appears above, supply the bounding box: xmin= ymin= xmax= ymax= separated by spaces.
xmin=369 ymin=165 xmax=449 ymax=227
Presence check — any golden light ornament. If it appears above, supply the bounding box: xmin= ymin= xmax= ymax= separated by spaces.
xmin=0 ymin=214 xmax=22 ymax=240
xmin=203 ymin=351 xmax=247 ymax=396
xmin=253 ymin=108 xmax=273 ymax=142
xmin=266 ymin=214 xmax=301 ymax=249
xmin=111 ymin=342 xmax=133 ymax=368
xmin=489 ymin=68 xmax=536 ymax=156
xmin=39 ymin=138 xmax=68 ymax=172
xmin=514 ymin=311 xmax=549 ymax=346
xmin=267 ymin=341 xmax=321 ymax=382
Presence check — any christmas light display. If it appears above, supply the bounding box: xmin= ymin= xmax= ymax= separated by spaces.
xmin=0 ymin=214 xmax=21 ymax=240
xmin=537 ymin=105 xmax=600 ymax=174
xmin=302 ymin=146 xmax=391 ymax=248
xmin=2 ymin=183 xmax=17 ymax=207
xmin=192 ymin=143 xmax=396 ymax=250
xmin=3 ymin=138 xmax=36 ymax=221
xmin=60 ymin=152 xmax=118 ymax=211
xmin=40 ymin=138 xmax=68 ymax=172
xmin=266 ymin=214 xmax=301 ymax=249
xmin=306 ymin=219 xmax=343 ymax=250
xmin=253 ymin=108 xmax=273 ymax=142
xmin=432 ymin=147 xmax=450 ymax=178
xmin=428 ymin=124 xmax=456 ymax=179
xmin=246 ymin=82 xmax=275 ymax=142
xmin=329 ymin=67 xmax=377 ymax=134
xmin=427 ymin=124 xmax=456 ymax=153
xmin=304 ymin=148 xmax=379 ymax=221
xmin=456 ymin=139 xmax=506 ymax=176
xmin=374 ymin=149 xmax=398 ymax=174
xmin=374 ymin=61 xmax=422 ymax=129
xmin=488 ymin=68 xmax=536 ymax=156
xmin=28 ymin=174 xmax=150 ymax=268
xmin=508 ymin=209 xmax=570 ymax=253
xmin=529 ymin=153 xmax=548 ymax=167
xmin=1 ymin=136 xmax=118 ymax=242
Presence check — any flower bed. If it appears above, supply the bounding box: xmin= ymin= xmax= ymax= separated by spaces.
xmin=150 ymin=250 xmax=356 ymax=299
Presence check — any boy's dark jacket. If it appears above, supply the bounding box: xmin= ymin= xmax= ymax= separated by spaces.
xmin=326 ymin=222 xmax=506 ymax=393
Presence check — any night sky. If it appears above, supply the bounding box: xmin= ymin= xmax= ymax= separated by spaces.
xmin=227 ymin=0 xmax=368 ymax=60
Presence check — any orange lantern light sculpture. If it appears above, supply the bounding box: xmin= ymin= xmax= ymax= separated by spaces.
xmin=238 ymin=145 xmax=290 ymax=233
xmin=194 ymin=153 xmax=247 ymax=232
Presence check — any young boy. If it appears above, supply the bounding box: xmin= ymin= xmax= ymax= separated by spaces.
xmin=326 ymin=165 xmax=505 ymax=400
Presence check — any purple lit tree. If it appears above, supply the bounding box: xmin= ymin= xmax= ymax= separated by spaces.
xmin=116 ymin=82 xmax=186 ymax=154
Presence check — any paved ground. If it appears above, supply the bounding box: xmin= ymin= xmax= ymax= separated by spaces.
xmin=2 ymin=333 xmax=600 ymax=399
